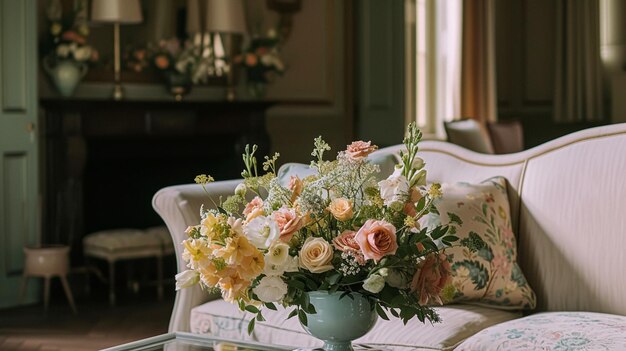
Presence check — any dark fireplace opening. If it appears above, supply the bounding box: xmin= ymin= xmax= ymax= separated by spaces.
xmin=83 ymin=136 xmax=240 ymax=236
xmin=41 ymin=99 xmax=274 ymax=266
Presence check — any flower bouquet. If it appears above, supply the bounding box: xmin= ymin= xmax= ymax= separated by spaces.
xmin=234 ymin=30 xmax=285 ymax=97
xmin=177 ymin=124 xmax=473 ymax=346
xmin=42 ymin=1 xmax=98 ymax=96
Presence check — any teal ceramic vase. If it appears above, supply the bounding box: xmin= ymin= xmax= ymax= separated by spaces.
xmin=302 ymin=291 xmax=378 ymax=351
xmin=44 ymin=59 xmax=87 ymax=97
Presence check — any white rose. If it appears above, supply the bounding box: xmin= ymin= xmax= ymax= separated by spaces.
xmin=253 ymin=276 xmax=288 ymax=303
xmin=73 ymin=46 xmax=91 ymax=61
xmin=299 ymin=237 xmax=334 ymax=273
xmin=363 ymin=274 xmax=385 ymax=293
xmin=175 ymin=269 xmax=199 ymax=290
xmin=378 ymin=174 xmax=410 ymax=207
xmin=56 ymin=44 xmax=70 ymax=58
xmin=244 ymin=216 xmax=279 ymax=249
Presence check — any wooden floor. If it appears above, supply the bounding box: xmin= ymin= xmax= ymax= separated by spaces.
xmin=0 ymin=289 xmax=174 ymax=351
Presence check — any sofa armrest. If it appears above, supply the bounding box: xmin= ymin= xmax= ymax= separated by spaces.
xmin=152 ymin=179 xmax=242 ymax=332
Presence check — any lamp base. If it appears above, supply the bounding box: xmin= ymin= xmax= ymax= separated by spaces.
xmin=113 ymin=83 xmax=124 ymax=100
xmin=226 ymin=86 xmax=236 ymax=101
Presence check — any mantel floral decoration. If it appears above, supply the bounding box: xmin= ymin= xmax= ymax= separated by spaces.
xmin=234 ymin=29 xmax=285 ymax=98
xmin=176 ymin=123 xmax=482 ymax=334
xmin=43 ymin=2 xmax=98 ymax=65
xmin=42 ymin=0 xmax=98 ymax=97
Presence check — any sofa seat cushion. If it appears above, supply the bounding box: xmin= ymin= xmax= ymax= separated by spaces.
xmin=456 ymin=312 xmax=626 ymax=350
xmin=190 ymin=299 xmax=521 ymax=350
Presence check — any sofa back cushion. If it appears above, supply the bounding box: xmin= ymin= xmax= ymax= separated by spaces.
xmin=517 ymin=132 xmax=626 ymax=315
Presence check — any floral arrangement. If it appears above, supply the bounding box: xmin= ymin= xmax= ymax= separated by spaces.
xmin=234 ymin=29 xmax=285 ymax=96
xmin=177 ymin=124 xmax=475 ymax=332
xmin=43 ymin=1 xmax=98 ymax=65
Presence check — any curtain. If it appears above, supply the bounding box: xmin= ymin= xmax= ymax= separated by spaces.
xmin=461 ymin=0 xmax=497 ymax=123
xmin=414 ymin=0 xmax=463 ymax=139
xmin=553 ymin=0 xmax=604 ymax=123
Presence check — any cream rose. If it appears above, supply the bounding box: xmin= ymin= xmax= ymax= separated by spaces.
xmin=354 ymin=219 xmax=398 ymax=262
xmin=346 ymin=140 xmax=378 ymax=160
xmin=328 ymin=198 xmax=354 ymax=221
xmin=299 ymin=237 xmax=334 ymax=273
xmin=273 ymin=207 xmax=303 ymax=242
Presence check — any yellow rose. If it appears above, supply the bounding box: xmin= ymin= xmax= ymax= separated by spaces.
xmin=299 ymin=237 xmax=334 ymax=273
xmin=328 ymin=198 xmax=353 ymax=221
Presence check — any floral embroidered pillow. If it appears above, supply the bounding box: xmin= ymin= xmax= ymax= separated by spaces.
xmin=423 ymin=177 xmax=536 ymax=310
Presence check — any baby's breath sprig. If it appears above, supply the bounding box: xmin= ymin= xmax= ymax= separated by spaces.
xmin=263 ymin=152 xmax=280 ymax=174
xmin=241 ymin=144 xmax=259 ymax=179
xmin=399 ymin=123 xmax=424 ymax=187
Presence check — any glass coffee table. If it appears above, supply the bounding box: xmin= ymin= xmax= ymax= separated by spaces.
xmin=102 ymin=332 xmax=291 ymax=351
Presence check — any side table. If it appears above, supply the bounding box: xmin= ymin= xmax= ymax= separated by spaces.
xmin=102 ymin=332 xmax=290 ymax=351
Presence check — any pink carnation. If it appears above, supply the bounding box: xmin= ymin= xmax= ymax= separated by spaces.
xmin=346 ymin=141 xmax=378 ymax=160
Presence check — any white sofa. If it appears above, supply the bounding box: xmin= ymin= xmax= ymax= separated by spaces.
xmin=153 ymin=124 xmax=626 ymax=350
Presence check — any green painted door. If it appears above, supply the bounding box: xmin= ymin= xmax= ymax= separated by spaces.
xmin=0 ymin=0 xmax=39 ymax=308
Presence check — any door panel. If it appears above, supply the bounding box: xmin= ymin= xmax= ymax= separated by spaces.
xmin=0 ymin=0 xmax=39 ymax=308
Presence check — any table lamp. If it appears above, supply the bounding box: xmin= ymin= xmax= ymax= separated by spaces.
xmin=206 ymin=0 xmax=247 ymax=101
xmin=91 ymin=0 xmax=143 ymax=100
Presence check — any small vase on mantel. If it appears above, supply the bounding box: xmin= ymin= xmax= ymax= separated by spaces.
xmin=301 ymin=291 xmax=378 ymax=351
xmin=247 ymin=82 xmax=267 ymax=99
xmin=44 ymin=58 xmax=88 ymax=97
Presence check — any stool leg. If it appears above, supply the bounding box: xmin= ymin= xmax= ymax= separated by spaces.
xmin=157 ymin=254 xmax=163 ymax=301
xmin=84 ymin=256 xmax=91 ymax=295
xmin=43 ymin=277 xmax=51 ymax=312
xmin=108 ymin=260 xmax=116 ymax=306
xmin=19 ymin=275 xmax=29 ymax=304
xmin=60 ymin=276 xmax=78 ymax=314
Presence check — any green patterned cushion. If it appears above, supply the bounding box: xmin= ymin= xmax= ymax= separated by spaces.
xmin=423 ymin=177 xmax=536 ymax=310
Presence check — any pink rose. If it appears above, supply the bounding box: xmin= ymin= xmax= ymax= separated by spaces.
xmin=273 ymin=207 xmax=303 ymax=242
xmin=354 ymin=219 xmax=398 ymax=262
xmin=410 ymin=252 xmax=451 ymax=305
xmin=346 ymin=141 xmax=378 ymax=160
xmin=243 ymin=196 xmax=264 ymax=222
xmin=332 ymin=230 xmax=360 ymax=251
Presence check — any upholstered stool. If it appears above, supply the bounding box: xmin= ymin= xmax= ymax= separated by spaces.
xmin=83 ymin=227 xmax=174 ymax=305
xmin=20 ymin=245 xmax=77 ymax=314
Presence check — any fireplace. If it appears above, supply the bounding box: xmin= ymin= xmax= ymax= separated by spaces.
xmin=40 ymin=99 xmax=273 ymax=261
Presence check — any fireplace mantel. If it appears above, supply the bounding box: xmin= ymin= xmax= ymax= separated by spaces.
xmin=40 ymin=98 xmax=275 ymax=257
